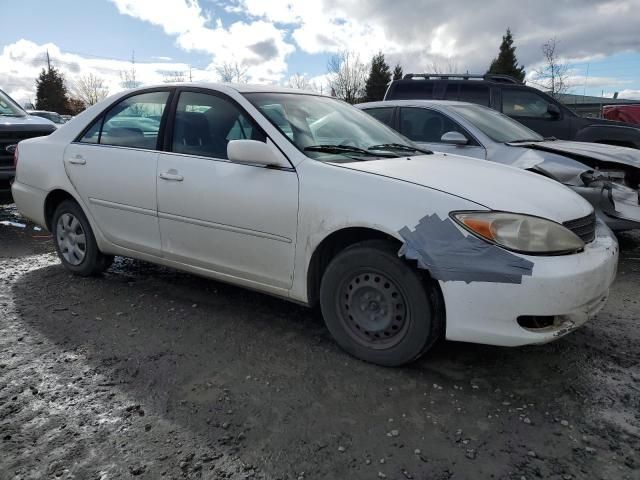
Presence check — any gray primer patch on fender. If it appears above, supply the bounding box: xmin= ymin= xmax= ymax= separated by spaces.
xmin=398 ymin=214 xmax=534 ymax=284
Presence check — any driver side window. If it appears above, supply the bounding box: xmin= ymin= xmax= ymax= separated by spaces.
xmin=502 ymin=89 xmax=553 ymax=118
xmin=399 ymin=107 xmax=468 ymax=143
xmin=172 ymin=92 xmax=266 ymax=160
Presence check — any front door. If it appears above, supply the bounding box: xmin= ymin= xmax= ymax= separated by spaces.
xmin=156 ymin=89 xmax=298 ymax=290
xmin=64 ymin=90 xmax=171 ymax=256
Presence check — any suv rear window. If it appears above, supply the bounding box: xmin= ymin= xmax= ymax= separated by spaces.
xmin=388 ymin=81 xmax=434 ymax=100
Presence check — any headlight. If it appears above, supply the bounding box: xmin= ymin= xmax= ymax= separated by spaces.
xmin=451 ymin=211 xmax=585 ymax=255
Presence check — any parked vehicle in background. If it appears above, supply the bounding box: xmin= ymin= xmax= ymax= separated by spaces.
xmin=604 ymin=104 xmax=640 ymax=126
xmin=27 ymin=110 xmax=66 ymax=125
xmin=0 ymin=88 xmax=56 ymax=200
xmin=12 ymin=84 xmax=618 ymax=366
xmin=359 ymin=100 xmax=640 ymax=231
xmin=384 ymin=74 xmax=640 ymax=149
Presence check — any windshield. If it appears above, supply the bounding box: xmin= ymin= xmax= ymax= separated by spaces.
xmin=0 ymin=89 xmax=26 ymax=117
xmin=450 ymin=104 xmax=543 ymax=143
xmin=244 ymin=93 xmax=425 ymax=162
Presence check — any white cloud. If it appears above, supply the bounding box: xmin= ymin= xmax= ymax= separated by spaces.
xmin=110 ymin=0 xmax=294 ymax=83
xmin=0 ymin=39 xmax=215 ymax=105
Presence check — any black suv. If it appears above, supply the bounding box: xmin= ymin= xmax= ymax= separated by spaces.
xmin=384 ymin=74 xmax=640 ymax=149
xmin=0 ymin=88 xmax=56 ymax=201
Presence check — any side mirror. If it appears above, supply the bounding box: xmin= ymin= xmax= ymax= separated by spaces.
xmin=547 ymin=103 xmax=561 ymax=118
xmin=227 ymin=140 xmax=290 ymax=168
xmin=440 ymin=131 xmax=468 ymax=145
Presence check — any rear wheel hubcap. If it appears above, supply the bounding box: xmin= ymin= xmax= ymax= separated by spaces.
xmin=56 ymin=213 xmax=86 ymax=266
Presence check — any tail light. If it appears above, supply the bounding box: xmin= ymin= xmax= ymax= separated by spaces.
xmin=13 ymin=144 xmax=19 ymax=168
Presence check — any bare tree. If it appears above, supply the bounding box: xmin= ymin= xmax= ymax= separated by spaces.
xmin=120 ymin=51 xmax=142 ymax=89
xmin=327 ymin=51 xmax=368 ymax=104
xmin=534 ymin=38 xmax=569 ymax=98
xmin=287 ymin=73 xmax=311 ymax=90
xmin=120 ymin=68 xmax=141 ymax=89
xmin=74 ymin=73 xmax=109 ymax=106
xmin=162 ymin=71 xmax=186 ymax=83
xmin=215 ymin=61 xmax=248 ymax=83
xmin=428 ymin=58 xmax=460 ymax=74
xmin=287 ymin=73 xmax=322 ymax=92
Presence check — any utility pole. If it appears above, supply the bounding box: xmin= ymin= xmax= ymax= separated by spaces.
xmin=46 ymin=50 xmax=51 ymax=71
xmin=189 ymin=65 xmax=193 ymax=82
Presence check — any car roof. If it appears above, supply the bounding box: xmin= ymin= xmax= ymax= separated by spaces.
xmin=357 ymin=99 xmax=473 ymax=109
xmin=128 ymin=82 xmax=325 ymax=96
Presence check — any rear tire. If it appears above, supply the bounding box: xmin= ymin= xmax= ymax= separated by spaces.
xmin=319 ymin=240 xmax=443 ymax=366
xmin=52 ymin=200 xmax=113 ymax=276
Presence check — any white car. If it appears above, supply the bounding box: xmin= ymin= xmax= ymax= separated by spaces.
xmin=12 ymin=84 xmax=619 ymax=366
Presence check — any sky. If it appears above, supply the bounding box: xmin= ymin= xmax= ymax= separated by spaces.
xmin=2 ymin=0 xmax=640 ymax=106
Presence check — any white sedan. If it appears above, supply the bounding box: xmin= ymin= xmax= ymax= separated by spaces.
xmin=12 ymin=84 xmax=618 ymax=366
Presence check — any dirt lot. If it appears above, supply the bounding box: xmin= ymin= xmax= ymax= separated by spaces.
xmin=0 ymin=201 xmax=639 ymax=480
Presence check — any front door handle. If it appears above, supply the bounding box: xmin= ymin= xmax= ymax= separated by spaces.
xmin=159 ymin=171 xmax=184 ymax=181
xmin=68 ymin=154 xmax=86 ymax=165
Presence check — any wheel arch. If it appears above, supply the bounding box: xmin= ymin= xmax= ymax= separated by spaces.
xmin=43 ymin=188 xmax=79 ymax=231
xmin=306 ymin=227 xmax=400 ymax=307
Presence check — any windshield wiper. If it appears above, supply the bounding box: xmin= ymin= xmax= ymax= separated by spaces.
xmin=368 ymin=143 xmax=432 ymax=155
xmin=304 ymin=144 xmax=397 ymax=158
xmin=508 ymin=138 xmax=543 ymax=143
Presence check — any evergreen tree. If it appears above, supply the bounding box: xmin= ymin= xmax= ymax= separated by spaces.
xmin=35 ymin=66 xmax=69 ymax=114
xmin=392 ymin=64 xmax=403 ymax=81
xmin=364 ymin=53 xmax=392 ymax=102
xmin=487 ymin=28 xmax=526 ymax=82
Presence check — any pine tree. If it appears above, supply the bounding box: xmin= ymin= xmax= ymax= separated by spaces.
xmin=487 ymin=28 xmax=526 ymax=82
xmin=364 ymin=53 xmax=392 ymax=102
xmin=35 ymin=65 xmax=69 ymax=114
xmin=392 ymin=64 xmax=403 ymax=81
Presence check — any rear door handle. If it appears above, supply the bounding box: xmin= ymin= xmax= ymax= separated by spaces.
xmin=68 ymin=154 xmax=86 ymax=165
xmin=159 ymin=171 xmax=184 ymax=181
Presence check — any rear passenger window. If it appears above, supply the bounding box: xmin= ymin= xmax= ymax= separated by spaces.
xmin=172 ymin=92 xmax=265 ymax=160
xmin=364 ymin=107 xmax=394 ymax=127
xmin=389 ymin=81 xmax=434 ymax=100
xmin=100 ymin=91 xmax=170 ymax=149
xmin=79 ymin=117 xmax=102 ymax=143
xmin=445 ymin=84 xmax=490 ymax=106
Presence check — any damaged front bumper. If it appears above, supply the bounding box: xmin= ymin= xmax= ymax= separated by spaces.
xmin=572 ymin=183 xmax=640 ymax=231
xmin=439 ymin=220 xmax=619 ymax=347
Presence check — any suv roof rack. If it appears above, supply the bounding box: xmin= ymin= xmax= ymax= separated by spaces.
xmin=402 ymin=73 xmax=522 ymax=84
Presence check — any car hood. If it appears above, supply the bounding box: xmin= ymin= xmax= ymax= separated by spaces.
xmin=508 ymin=139 xmax=640 ymax=170
xmin=0 ymin=114 xmax=57 ymax=131
xmin=331 ymin=153 xmax=593 ymax=223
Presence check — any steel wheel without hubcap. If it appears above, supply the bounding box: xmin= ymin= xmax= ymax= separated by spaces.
xmin=339 ymin=270 xmax=409 ymax=349
xmin=56 ymin=213 xmax=87 ymax=266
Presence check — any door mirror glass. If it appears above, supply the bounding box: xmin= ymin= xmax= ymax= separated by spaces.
xmin=547 ymin=103 xmax=561 ymax=118
xmin=441 ymin=131 xmax=469 ymax=145
xmin=227 ymin=139 xmax=289 ymax=168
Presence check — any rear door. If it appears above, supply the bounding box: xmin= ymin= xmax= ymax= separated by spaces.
xmin=397 ymin=107 xmax=486 ymax=158
xmin=501 ymin=88 xmax=571 ymax=139
xmin=64 ymin=90 xmax=171 ymax=256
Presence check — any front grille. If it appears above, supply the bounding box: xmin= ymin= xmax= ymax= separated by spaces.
xmin=563 ymin=211 xmax=596 ymax=244
xmin=0 ymin=130 xmax=51 ymax=168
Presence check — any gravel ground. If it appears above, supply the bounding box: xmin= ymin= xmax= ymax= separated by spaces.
xmin=0 ymin=201 xmax=639 ymax=480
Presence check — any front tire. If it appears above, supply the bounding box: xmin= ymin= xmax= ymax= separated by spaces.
xmin=320 ymin=240 xmax=443 ymax=366
xmin=52 ymin=200 xmax=113 ymax=276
